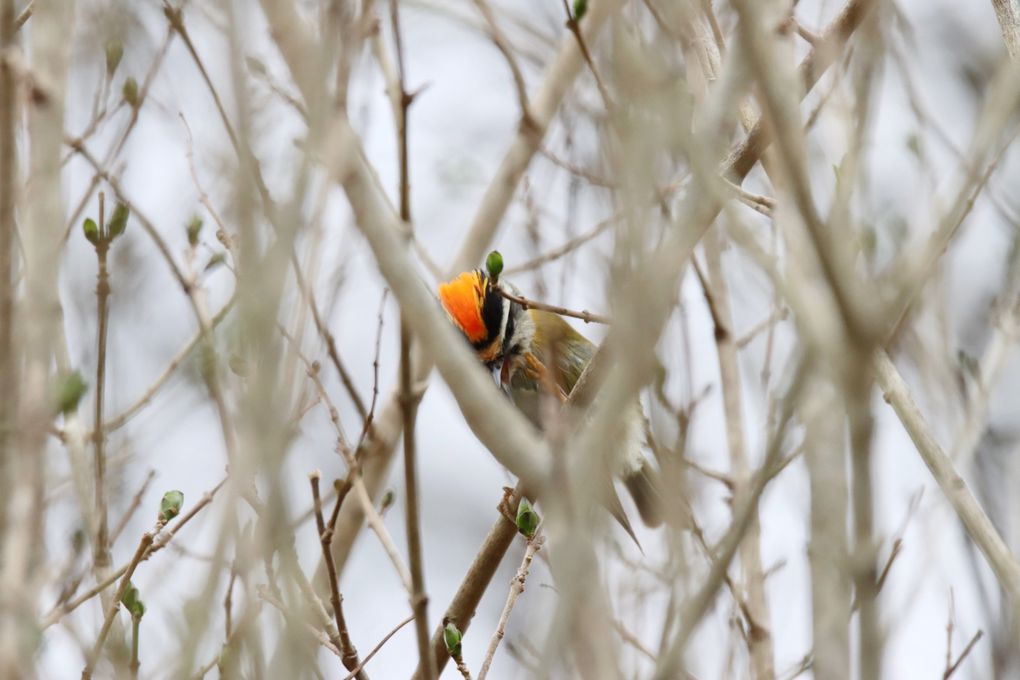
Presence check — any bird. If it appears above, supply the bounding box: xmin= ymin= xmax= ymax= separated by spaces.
xmin=437 ymin=260 xmax=664 ymax=544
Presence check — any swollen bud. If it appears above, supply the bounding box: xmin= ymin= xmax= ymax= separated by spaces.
xmin=121 ymin=581 xmax=146 ymax=619
xmin=108 ymin=202 xmax=130 ymax=240
xmin=516 ymin=497 xmax=540 ymax=539
xmin=443 ymin=622 xmax=463 ymax=658
xmin=53 ymin=370 xmax=88 ymax=415
xmin=105 ymin=41 xmax=124 ymax=77
xmin=159 ymin=490 xmax=184 ymax=523
xmin=122 ymin=77 xmax=139 ymax=107
xmin=204 ymin=253 xmax=226 ymax=272
xmin=186 ymin=216 xmax=203 ymax=246
xmin=83 ymin=218 xmax=100 ymax=245
xmin=573 ymin=0 xmax=588 ymax=21
xmin=485 ymin=250 xmax=503 ymax=282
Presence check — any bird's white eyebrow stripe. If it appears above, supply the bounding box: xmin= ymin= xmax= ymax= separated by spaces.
xmin=498 ymin=287 xmax=511 ymax=345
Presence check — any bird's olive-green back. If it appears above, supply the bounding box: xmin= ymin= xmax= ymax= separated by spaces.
xmin=509 ymin=310 xmax=595 ymax=426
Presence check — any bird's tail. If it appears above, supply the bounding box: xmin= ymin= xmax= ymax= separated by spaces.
xmin=623 ymin=458 xmax=664 ymax=528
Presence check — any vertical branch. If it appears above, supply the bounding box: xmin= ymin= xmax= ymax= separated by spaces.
xmin=387 ymin=2 xmax=434 ymax=678
xmin=847 ymin=352 xmax=880 ymax=680
xmin=700 ymin=240 xmax=775 ymax=680
xmin=129 ymin=611 xmax=141 ymax=679
xmin=0 ymin=0 xmax=17 ymax=540
xmin=92 ymin=193 xmax=112 ymax=578
xmin=1 ymin=2 xmax=73 ymax=677
xmin=802 ymin=381 xmax=851 ymax=680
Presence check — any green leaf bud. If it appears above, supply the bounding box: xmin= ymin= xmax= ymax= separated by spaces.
xmin=53 ymin=370 xmax=88 ymax=415
xmin=108 ymin=202 xmax=129 ymax=240
xmin=159 ymin=490 xmax=184 ymax=523
xmin=83 ymin=217 xmax=100 ymax=246
xmin=573 ymin=0 xmax=588 ymax=21
xmin=122 ymin=77 xmax=139 ymax=106
xmin=443 ymin=622 xmax=463 ymax=658
xmin=186 ymin=216 xmax=203 ymax=246
xmin=121 ymin=581 xmax=146 ymax=619
xmin=485 ymin=250 xmax=503 ymax=281
xmin=204 ymin=252 xmax=226 ymax=272
xmin=105 ymin=41 xmax=124 ymax=77
xmin=516 ymin=497 xmax=540 ymax=539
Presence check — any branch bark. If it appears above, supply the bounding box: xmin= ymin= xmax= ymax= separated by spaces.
xmin=875 ymin=352 xmax=1020 ymax=612
xmin=991 ymin=0 xmax=1020 ymax=60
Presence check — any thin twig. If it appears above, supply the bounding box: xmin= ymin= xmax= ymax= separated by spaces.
xmin=14 ymin=0 xmax=30 ymax=30
xmin=81 ymin=521 xmax=160 ymax=679
xmin=469 ymin=0 xmax=531 ymax=123
xmin=559 ymin=0 xmax=613 ymax=109
xmin=496 ymin=287 xmax=610 ymax=325
xmin=503 ymin=216 xmax=613 ymax=275
xmin=356 ymin=290 xmax=388 ymax=451
xmin=109 ymin=470 xmax=156 ymax=545
xmin=311 ymin=472 xmax=367 ymax=679
xmin=285 ymin=329 xmax=413 ymax=591
xmin=477 ymin=536 xmax=543 ymax=680
xmin=43 ymin=478 xmax=226 ymax=629
xmin=736 ymin=307 xmax=789 ymax=349
xmin=387 ymin=0 xmax=435 ymax=675
xmin=341 ymin=614 xmax=415 ymax=680
xmin=99 ymin=295 xmax=236 ymax=434
xmin=91 ymin=192 xmax=113 ymax=589
xmin=703 ymin=230 xmax=774 ymax=677
xmin=255 ymin=585 xmax=343 ymax=658
xmin=452 ymin=653 xmax=473 ymax=680
xmin=416 ymin=485 xmax=522 ymax=679
xmin=943 ymin=629 xmax=984 ymax=679
xmin=875 ymin=352 xmax=1020 ymax=609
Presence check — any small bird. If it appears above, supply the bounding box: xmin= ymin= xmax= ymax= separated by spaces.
xmin=437 ymin=263 xmax=663 ymax=542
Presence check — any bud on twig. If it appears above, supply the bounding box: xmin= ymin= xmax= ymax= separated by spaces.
xmin=516 ymin=497 xmax=540 ymax=539
xmin=186 ymin=216 xmax=203 ymax=246
xmin=159 ymin=490 xmax=184 ymax=523
xmin=121 ymin=581 xmax=146 ymax=619
xmin=204 ymin=252 xmax=226 ymax=272
xmin=83 ymin=218 xmax=100 ymax=246
xmin=572 ymin=0 xmax=588 ymax=21
xmin=105 ymin=41 xmax=124 ymax=76
xmin=122 ymin=77 xmax=139 ymax=106
xmin=107 ymin=202 xmax=130 ymax=240
xmin=485 ymin=250 xmax=503 ymax=283
xmin=443 ymin=621 xmax=463 ymax=658
xmin=53 ymin=370 xmax=88 ymax=415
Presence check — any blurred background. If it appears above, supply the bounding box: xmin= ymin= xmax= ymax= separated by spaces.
xmin=5 ymin=0 xmax=1020 ymax=677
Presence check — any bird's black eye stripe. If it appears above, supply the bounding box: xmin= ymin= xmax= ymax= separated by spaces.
xmin=479 ymin=277 xmax=504 ymax=345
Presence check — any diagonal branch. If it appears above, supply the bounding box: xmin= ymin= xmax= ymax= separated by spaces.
xmin=875 ymin=352 xmax=1020 ymax=611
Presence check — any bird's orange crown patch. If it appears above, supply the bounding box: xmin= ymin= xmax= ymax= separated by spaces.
xmin=438 ymin=271 xmax=488 ymax=343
